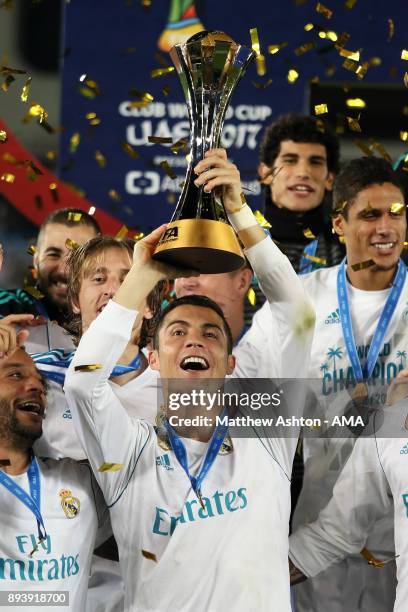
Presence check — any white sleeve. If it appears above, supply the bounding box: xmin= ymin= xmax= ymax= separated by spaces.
xmin=243 ymin=237 xmax=315 ymax=379
xmin=289 ymin=436 xmax=391 ymax=577
xmin=64 ymin=300 xmax=153 ymax=505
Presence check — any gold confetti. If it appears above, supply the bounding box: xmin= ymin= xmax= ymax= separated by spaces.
xmin=304 ymin=23 xmax=314 ymax=31
xmin=315 ymin=104 xmax=328 ymax=115
xmin=294 ymin=42 xmax=316 ymax=56
xmin=133 ymin=232 xmax=145 ymax=241
xmin=170 ymin=138 xmax=188 ymax=154
xmin=402 ymin=50 xmax=408 ymax=61
xmin=74 ymin=364 xmax=103 ymax=372
xmin=78 ymin=75 xmax=101 ymax=97
xmin=389 ymin=202 xmax=406 ymax=215
xmin=250 ymin=28 xmax=266 ymax=77
xmin=326 ymin=31 xmax=338 ymax=42
xmin=339 ymin=48 xmax=360 ymax=62
xmin=332 ymin=200 xmax=348 ymax=216
xmin=347 ymin=117 xmax=362 ymax=132
xmin=98 ymin=463 xmax=124 ymax=472
xmin=151 ymin=67 xmax=175 ymax=78
xmin=255 ymin=55 xmax=266 ymax=76
xmin=247 ymin=287 xmax=256 ymax=306
xmin=49 ymin=183 xmax=59 ymax=202
xmin=159 ymin=160 xmax=177 ymax=179
xmin=20 ymin=76 xmax=32 ymax=102
xmin=24 ymin=286 xmax=44 ymax=300
xmin=356 ymin=62 xmax=369 ymax=80
xmin=303 ymin=253 xmax=327 ymax=265
xmin=254 ymin=210 xmax=272 ymax=228
xmin=141 ymin=550 xmax=157 ymax=562
xmin=122 ymin=142 xmax=139 ymax=159
xmin=346 ymin=98 xmax=366 ymax=108
xmin=316 ymin=2 xmax=333 ymax=19
xmin=404 ymin=73 xmax=408 ymax=87
xmin=339 ymin=235 xmax=346 ymax=244
xmin=351 ymin=259 xmax=375 ymax=271
xmin=287 ymin=68 xmax=299 ymax=83
xmin=0 ymin=172 xmax=14 ymax=183
xmin=162 ymin=85 xmax=171 ymax=96
xmin=27 ymin=245 xmax=37 ymax=255
xmin=252 ymin=78 xmax=273 ymax=89
xmin=0 ymin=130 xmax=7 ymax=143
xmin=0 ymin=65 xmax=26 ymax=76
xmin=268 ymin=43 xmax=288 ymax=55
xmin=369 ymin=57 xmax=381 ymax=66
xmin=129 ymin=88 xmax=154 ymax=103
xmin=344 ymin=0 xmax=357 ymax=7
xmin=95 ymin=150 xmax=106 ymax=168
xmin=67 ymin=212 xmax=82 ymax=222
xmin=369 ymin=139 xmax=392 ymax=163
xmin=303 ymin=228 xmax=316 ymax=239
xmin=46 ymin=150 xmax=57 ymax=161
xmin=342 ymin=59 xmax=359 ymax=73
xmin=148 ymin=136 xmax=173 ymax=144
xmin=404 ymin=242 xmax=408 ymax=249
xmin=1 ymin=74 xmax=15 ymax=92
xmin=400 ymin=131 xmax=408 ymax=142
xmin=115 ymin=225 xmax=129 ymax=240
xmin=65 ymin=238 xmax=80 ymax=249
xmin=353 ymin=139 xmax=372 ymax=156
xmin=23 ymin=101 xmax=48 ymax=123
xmin=360 ymin=547 xmax=399 ymax=568
xmin=387 ymin=18 xmax=395 ymax=41
xmin=335 ymin=32 xmax=351 ymax=49
xmin=108 ymin=189 xmax=121 ymax=201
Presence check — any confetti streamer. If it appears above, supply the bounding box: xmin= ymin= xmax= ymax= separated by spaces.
xmin=98 ymin=463 xmax=124 ymax=472
xmin=346 ymin=98 xmax=366 ymax=108
xmin=351 ymin=259 xmax=375 ymax=271
xmin=287 ymin=69 xmax=299 ymax=83
xmin=250 ymin=28 xmax=266 ymax=77
xmin=254 ymin=210 xmax=272 ymax=229
xmin=122 ymin=142 xmax=139 ymax=159
xmin=389 ymin=203 xmax=406 ymax=215
xmin=316 ymin=2 xmax=333 ymax=19
xmin=65 ymin=238 xmax=80 ymax=249
xmin=303 ymin=228 xmax=316 ymax=239
xmin=339 ymin=48 xmax=360 ymax=61
xmin=151 ymin=67 xmax=175 ymax=78
xmin=315 ymin=104 xmax=328 ymax=115
xmin=247 ymin=287 xmax=256 ymax=306
xmin=74 ymin=364 xmax=103 ymax=372
xmin=148 ymin=136 xmax=173 ymax=144
xmin=0 ymin=130 xmax=7 ymax=143
xmin=67 ymin=212 xmax=82 ymax=222
xmin=115 ymin=225 xmax=129 ymax=240
xmin=346 ymin=117 xmax=362 ymax=132
xmin=342 ymin=59 xmax=359 ymax=73
xmin=20 ymin=76 xmax=32 ymax=102
xmin=0 ymin=172 xmax=14 ymax=183
xmin=94 ymin=150 xmax=107 ymax=168
xmin=141 ymin=550 xmax=157 ymax=562
xmin=303 ymin=254 xmax=327 ymax=265
xmin=159 ymin=161 xmax=177 ymax=179
xmin=369 ymin=139 xmax=392 ymax=163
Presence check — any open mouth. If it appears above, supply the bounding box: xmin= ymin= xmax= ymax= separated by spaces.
xmin=180 ymin=356 xmax=209 ymax=372
xmin=371 ymin=242 xmax=396 ymax=251
xmin=289 ymin=184 xmax=314 ymax=194
xmin=15 ymin=400 xmax=45 ymax=418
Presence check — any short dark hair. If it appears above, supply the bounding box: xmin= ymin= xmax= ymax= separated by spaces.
xmin=152 ymin=295 xmax=234 ymax=355
xmin=259 ymin=113 xmax=340 ymax=174
xmin=332 ymin=157 xmax=405 ymax=218
xmin=37 ymin=207 xmax=101 ymax=246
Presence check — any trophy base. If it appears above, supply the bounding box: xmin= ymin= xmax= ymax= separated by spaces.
xmin=152 ymin=219 xmax=245 ymax=273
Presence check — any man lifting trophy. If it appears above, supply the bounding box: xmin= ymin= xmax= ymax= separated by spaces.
xmin=153 ymin=30 xmax=255 ymax=272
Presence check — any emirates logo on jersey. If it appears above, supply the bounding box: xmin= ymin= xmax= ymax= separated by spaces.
xmin=59 ymin=488 xmax=80 ymax=519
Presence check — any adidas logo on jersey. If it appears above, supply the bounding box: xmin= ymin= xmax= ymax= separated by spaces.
xmin=400 ymin=443 xmax=408 ymax=455
xmin=156 ymin=453 xmax=174 ymax=471
xmin=325 ymin=308 xmax=340 ymax=325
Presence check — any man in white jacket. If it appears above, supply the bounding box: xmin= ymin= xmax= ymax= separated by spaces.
xmin=64 ymin=148 xmax=315 ymax=612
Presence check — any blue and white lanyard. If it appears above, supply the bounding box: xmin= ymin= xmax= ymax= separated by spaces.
xmin=31 ymin=348 xmax=141 ymax=385
xmin=337 ymin=258 xmax=406 ymax=381
xmin=299 ymin=239 xmax=319 ymax=275
xmin=0 ymin=456 xmax=47 ymax=548
xmin=164 ymin=409 xmax=229 ymax=506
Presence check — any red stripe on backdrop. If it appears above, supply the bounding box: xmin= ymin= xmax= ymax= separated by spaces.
xmin=0 ymin=119 xmax=122 ymax=235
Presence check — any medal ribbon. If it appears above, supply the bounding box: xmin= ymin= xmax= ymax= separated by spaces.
xmin=299 ymin=239 xmax=319 ymax=275
xmin=164 ymin=408 xmax=229 ymax=502
xmin=31 ymin=348 xmax=141 ymax=385
xmin=0 ymin=456 xmax=46 ymax=544
xmin=337 ymin=258 xmax=406 ymax=382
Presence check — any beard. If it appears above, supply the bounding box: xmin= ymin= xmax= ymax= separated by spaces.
xmin=0 ymin=399 xmax=42 ymax=449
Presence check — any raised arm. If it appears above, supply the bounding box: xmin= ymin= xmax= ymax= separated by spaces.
xmin=289 ymin=435 xmax=391 ymax=579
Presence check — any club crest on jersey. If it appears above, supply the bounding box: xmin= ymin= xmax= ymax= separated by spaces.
xmin=59 ymin=488 xmax=80 ymax=518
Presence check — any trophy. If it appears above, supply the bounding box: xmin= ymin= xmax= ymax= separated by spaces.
xmin=153 ymin=30 xmax=255 ymax=273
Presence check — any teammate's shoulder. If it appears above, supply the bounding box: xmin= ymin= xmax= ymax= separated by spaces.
xmin=39 ymin=456 xmax=93 ymax=479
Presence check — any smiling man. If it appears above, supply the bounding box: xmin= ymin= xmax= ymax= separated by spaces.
xmin=259 ymin=113 xmax=343 ymax=272
xmin=285 ymin=156 xmax=408 ymax=612
xmin=0 ymin=208 xmax=100 ymax=326
xmin=64 ymin=149 xmax=314 ymax=612
xmin=0 ymin=325 xmax=108 ymax=610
